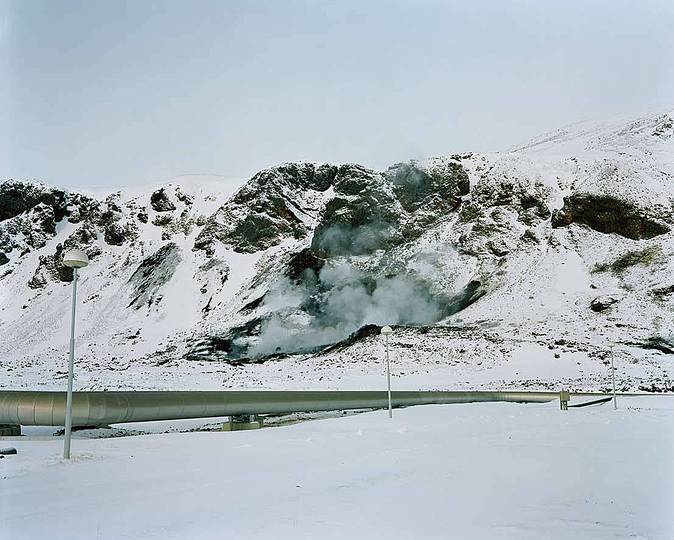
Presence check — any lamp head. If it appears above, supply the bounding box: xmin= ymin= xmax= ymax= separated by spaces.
xmin=62 ymin=249 xmax=89 ymax=269
xmin=381 ymin=325 xmax=393 ymax=336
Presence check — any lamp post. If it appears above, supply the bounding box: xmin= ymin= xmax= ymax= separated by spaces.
xmin=62 ymin=249 xmax=89 ymax=459
xmin=381 ymin=325 xmax=393 ymax=418
xmin=611 ymin=348 xmax=617 ymax=410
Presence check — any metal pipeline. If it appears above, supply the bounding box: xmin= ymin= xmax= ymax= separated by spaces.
xmin=0 ymin=390 xmax=560 ymax=427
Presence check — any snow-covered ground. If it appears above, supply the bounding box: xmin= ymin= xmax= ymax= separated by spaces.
xmin=2 ymin=396 xmax=672 ymax=539
xmin=2 ymin=329 xmax=666 ymax=393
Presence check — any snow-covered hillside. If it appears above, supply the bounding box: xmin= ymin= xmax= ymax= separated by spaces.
xmin=2 ymin=110 xmax=674 ymax=392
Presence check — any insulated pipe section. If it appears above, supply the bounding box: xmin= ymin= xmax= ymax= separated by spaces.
xmin=0 ymin=390 xmax=559 ymax=427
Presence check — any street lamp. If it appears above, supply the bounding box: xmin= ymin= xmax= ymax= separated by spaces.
xmin=610 ymin=348 xmax=617 ymax=410
xmin=62 ymin=249 xmax=89 ymax=459
xmin=381 ymin=325 xmax=393 ymax=418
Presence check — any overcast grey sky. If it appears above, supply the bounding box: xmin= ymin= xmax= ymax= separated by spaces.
xmin=3 ymin=0 xmax=674 ymax=188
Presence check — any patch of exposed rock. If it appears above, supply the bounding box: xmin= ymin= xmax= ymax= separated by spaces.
xmin=28 ymin=223 xmax=102 ymax=288
xmin=552 ymin=193 xmax=670 ymax=240
xmin=0 ymin=180 xmax=67 ymax=222
xmin=286 ymin=248 xmax=325 ymax=283
xmin=590 ymin=295 xmax=619 ymax=312
xmin=311 ymin=165 xmax=403 ymax=256
xmin=128 ymin=243 xmax=181 ymax=309
xmin=386 ymin=161 xmax=469 ymax=213
xmin=194 ymin=163 xmax=337 ymax=255
xmin=453 ymin=170 xmax=551 ymax=258
xmin=97 ymin=196 xmax=138 ymax=246
xmin=150 ymin=188 xmax=177 ymax=212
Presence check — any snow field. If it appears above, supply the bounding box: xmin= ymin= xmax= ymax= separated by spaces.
xmin=1 ymin=396 xmax=672 ymax=539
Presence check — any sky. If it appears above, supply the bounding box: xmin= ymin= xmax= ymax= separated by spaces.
xmin=2 ymin=0 xmax=674 ymax=189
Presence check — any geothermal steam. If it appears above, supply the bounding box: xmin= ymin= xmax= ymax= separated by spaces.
xmin=246 ymin=260 xmax=447 ymax=357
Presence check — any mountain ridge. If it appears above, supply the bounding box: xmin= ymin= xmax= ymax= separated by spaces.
xmin=2 ymin=109 xmax=674 ymax=392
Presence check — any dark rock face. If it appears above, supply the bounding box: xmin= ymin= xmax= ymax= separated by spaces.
xmin=652 ymin=114 xmax=673 ymax=139
xmin=310 ymin=161 xmax=472 ymax=257
xmin=444 ymin=280 xmax=485 ymax=316
xmin=97 ymin=198 xmax=137 ymax=246
xmin=472 ymin=176 xmax=551 ymax=222
xmin=0 ymin=252 xmax=8 ymax=265
xmin=28 ymin=244 xmax=72 ymax=288
xmin=311 ymin=165 xmax=401 ymax=256
xmin=1 ymin=205 xmax=59 ymax=262
xmin=194 ymin=163 xmax=338 ymax=255
xmin=66 ymin=193 xmax=101 ymax=224
xmin=240 ymin=294 xmax=266 ymax=313
xmin=175 ymin=187 xmax=193 ymax=206
xmin=185 ymin=318 xmax=264 ymax=362
xmin=521 ymin=229 xmax=540 ymax=244
xmin=637 ymin=336 xmax=674 ymax=354
xmin=286 ymin=248 xmax=325 ymax=283
xmin=266 ymin=162 xmax=338 ymax=192
xmin=229 ymin=205 xmax=304 ymax=251
xmin=552 ymin=194 xmax=670 ymax=240
xmin=68 ymin=223 xmax=101 ymax=257
xmin=321 ymin=324 xmax=384 ymax=353
xmin=1 ymin=181 xmax=145 ymax=286
xmin=590 ymin=295 xmax=619 ymax=312
xmin=152 ymin=214 xmax=172 ymax=227
xmin=193 ymin=160 xmax=468 ymax=258
xmin=30 ymin=203 xmax=57 ymax=236
xmin=0 ymin=181 xmax=68 ymax=222
xmin=312 ymin=198 xmax=400 ymax=256
xmin=27 ymin=223 xmax=102 ymax=288
xmin=103 ymin=222 xmax=128 ymax=245
xmin=128 ymin=243 xmax=181 ymax=309
xmin=386 ymin=161 xmax=469 ymax=212
xmin=650 ymin=284 xmax=674 ymax=298
xmin=150 ymin=188 xmax=176 ymax=212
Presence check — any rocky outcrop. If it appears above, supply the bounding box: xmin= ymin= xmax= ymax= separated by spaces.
xmin=286 ymin=248 xmax=325 ymax=283
xmin=386 ymin=161 xmax=469 ymax=213
xmin=311 ymin=165 xmax=402 ymax=256
xmin=150 ymin=188 xmax=176 ymax=212
xmin=0 ymin=181 xmax=68 ymax=223
xmin=0 ymin=182 xmax=77 ymax=268
xmin=649 ymin=284 xmax=674 ymax=299
xmin=471 ymin=174 xmax=551 ymax=223
xmin=590 ymin=295 xmax=619 ymax=312
xmin=652 ymin=114 xmax=673 ymax=139
xmin=97 ymin=196 xmax=138 ymax=246
xmin=185 ymin=318 xmax=264 ymax=362
xmin=127 ymin=243 xmax=181 ymax=309
xmin=27 ymin=223 xmax=102 ymax=288
xmin=0 ymin=203 xmax=58 ymax=261
xmin=193 ymin=160 xmax=470 ymax=258
xmin=65 ymin=193 xmax=101 ymax=224
xmin=552 ymin=194 xmax=670 ymax=240
xmin=28 ymin=243 xmax=72 ymax=288
xmin=593 ymin=246 xmax=663 ymax=275
xmin=194 ymin=163 xmax=338 ymax=255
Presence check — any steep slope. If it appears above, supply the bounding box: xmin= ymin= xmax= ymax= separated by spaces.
xmin=1 ymin=110 xmax=674 ymax=392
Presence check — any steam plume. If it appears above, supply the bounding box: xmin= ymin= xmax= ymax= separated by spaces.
xmin=246 ymin=260 xmax=446 ymax=357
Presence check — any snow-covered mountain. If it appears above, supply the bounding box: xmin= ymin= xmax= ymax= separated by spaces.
xmin=2 ymin=110 xmax=674 ymax=392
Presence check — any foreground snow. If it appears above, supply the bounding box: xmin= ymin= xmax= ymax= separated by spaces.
xmin=2 ymin=397 xmax=673 ymax=539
